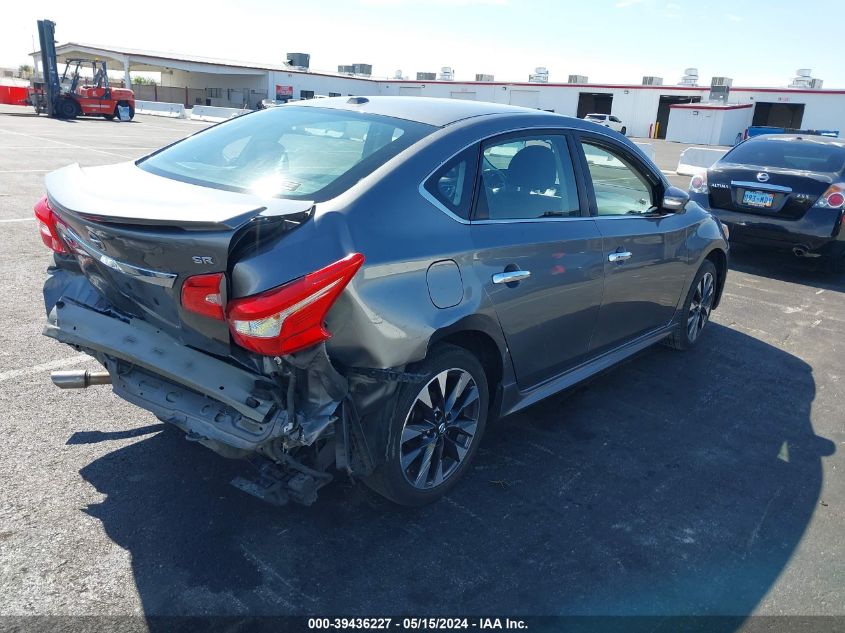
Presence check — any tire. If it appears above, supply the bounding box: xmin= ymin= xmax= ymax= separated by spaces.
xmin=364 ymin=344 xmax=489 ymax=506
xmin=56 ymin=98 xmax=80 ymax=119
xmin=663 ymin=259 xmax=717 ymax=351
xmin=621 ymin=126 xmax=627 ymax=135
xmin=115 ymin=101 xmax=135 ymax=121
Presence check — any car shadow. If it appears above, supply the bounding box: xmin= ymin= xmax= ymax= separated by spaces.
xmin=729 ymin=243 xmax=845 ymax=293
xmin=76 ymin=324 xmax=833 ymax=626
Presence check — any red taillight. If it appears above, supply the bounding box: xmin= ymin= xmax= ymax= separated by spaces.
xmin=226 ymin=253 xmax=365 ymax=356
xmin=33 ymin=196 xmax=68 ymax=254
xmin=689 ymin=173 xmax=709 ymax=194
xmin=815 ymin=184 xmax=845 ymax=210
xmin=827 ymin=192 xmax=845 ymax=209
xmin=826 ymin=192 xmax=845 ymax=208
xmin=181 ymin=273 xmax=225 ymax=320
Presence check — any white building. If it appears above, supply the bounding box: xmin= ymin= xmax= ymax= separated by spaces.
xmin=32 ymin=42 xmax=845 ymax=143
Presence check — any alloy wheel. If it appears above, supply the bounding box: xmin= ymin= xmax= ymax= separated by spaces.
xmin=687 ymin=271 xmax=715 ymax=342
xmin=399 ymin=368 xmax=481 ymax=490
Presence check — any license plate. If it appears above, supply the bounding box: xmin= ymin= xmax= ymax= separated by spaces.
xmin=742 ymin=190 xmax=774 ymax=208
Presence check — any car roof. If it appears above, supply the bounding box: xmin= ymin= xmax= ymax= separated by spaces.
xmin=289 ymin=96 xmax=548 ymax=127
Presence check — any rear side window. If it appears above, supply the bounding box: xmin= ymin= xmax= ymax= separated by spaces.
xmin=423 ymin=146 xmax=479 ymax=220
xmin=139 ymin=106 xmax=434 ymax=201
xmin=724 ymin=138 xmax=845 ymax=172
xmin=474 ymin=134 xmax=580 ymax=220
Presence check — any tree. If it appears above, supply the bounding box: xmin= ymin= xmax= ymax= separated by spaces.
xmin=18 ymin=64 xmax=33 ymax=78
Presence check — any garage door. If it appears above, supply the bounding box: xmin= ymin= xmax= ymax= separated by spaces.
xmin=399 ymin=87 xmax=423 ymax=97
xmin=509 ymin=90 xmax=540 ymax=109
xmin=450 ymin=91 xmax=477 ymax=100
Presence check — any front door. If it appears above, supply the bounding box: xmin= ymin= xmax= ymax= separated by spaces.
xmin=575 ymin=136 xmax=689 ymax=353
xmin=471 ymin=132 xmax=605 ymax=388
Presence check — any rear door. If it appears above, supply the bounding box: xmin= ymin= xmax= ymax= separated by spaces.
xmin=575 ymin=134 xmax=689 ymax=353
xmin=469 ymin=131 xmax=605 ymax=388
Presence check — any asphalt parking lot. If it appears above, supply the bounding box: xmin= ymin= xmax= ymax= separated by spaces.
xmin=0 ymin=105 xmax=843 ymax=623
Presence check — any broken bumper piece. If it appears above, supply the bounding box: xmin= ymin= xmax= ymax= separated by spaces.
xmin=44 ymin=298 xmax=288 ymax=457
xmin=42 ymin=271 xmax=368 ymax=505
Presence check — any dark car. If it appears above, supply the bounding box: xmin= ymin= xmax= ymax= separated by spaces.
xmin=689 ymin=134 xmax=845 ymax=271
xmin=36 ymin=97 xmax=728 ymax=506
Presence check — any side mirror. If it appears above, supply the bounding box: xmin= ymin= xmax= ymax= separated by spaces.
xmin=662 ymin=186 xmax=689 ymax=212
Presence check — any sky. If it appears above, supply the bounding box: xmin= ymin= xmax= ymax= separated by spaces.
xmin=2 ymin=0 xmax=843 ymax=87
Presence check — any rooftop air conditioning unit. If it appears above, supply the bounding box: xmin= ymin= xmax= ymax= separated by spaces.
xmin=417 ymin=72 xmax=436 ymax=81
xmin=679 ymin=67 xmax=699 ymax=86
xmin=338 ymin=65 xmax=355 ymax=74
xmin=438 ymin=67 xmax=454 ymax=81
xmin=286 ymin=53 xmax=310 ymax=69
xmin=530 ymin=67 xmax=550 ymax=83
xmin=475 ymin=73 xmax=494 ymax=82
xmin=394 ymin=70 xmax=405 ymax=80
xmin=790 ymin=69 xmax=822 ymax=89
xmin=642 ymin=76 xmax=663 ymax=85
xmin=568 ymin=74 xmax=588 ymax=84
xmin=352 ymin=63 xmax=372 ymax=77
xmin=711 ymin=76 xmax=733 ymax=87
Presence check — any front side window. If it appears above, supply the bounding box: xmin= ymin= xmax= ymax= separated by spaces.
xmin=580 ymin=141 xmax=654 ymax=216
xmin=423 ymin=146 xmax=478 ymax=220
xmin=474 ymin=135 xmax=580 ymax=220
xmin=139 ymin=106 xmax=434 ymax=201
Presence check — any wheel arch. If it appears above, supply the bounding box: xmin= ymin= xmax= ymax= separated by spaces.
xmin=704 ymin=247 xmax=728 ymax=309
xmin=426 ymin=315 xmax=511 ymax=417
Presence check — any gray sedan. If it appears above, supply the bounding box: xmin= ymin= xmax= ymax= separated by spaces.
xmin=37 ymin=96 xmax=729 ymax=506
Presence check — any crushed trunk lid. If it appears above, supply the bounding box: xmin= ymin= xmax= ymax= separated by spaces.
xmin=45 ymin=162 xmax=313 ymax=354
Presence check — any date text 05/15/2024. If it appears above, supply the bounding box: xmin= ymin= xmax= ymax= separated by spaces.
xmin=307 ymin=618 xmax=528 ymax=630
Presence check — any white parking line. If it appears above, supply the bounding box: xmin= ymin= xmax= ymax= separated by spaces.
xmin=0 ymin=128 xmax=134 ymax=159
xmin=0 ymin=218 xmax=34 ymax=223
xmin=134 ymin=120 xmax=210 ymax=130
xmin=0 ymin=354 xmax=91 ymax=383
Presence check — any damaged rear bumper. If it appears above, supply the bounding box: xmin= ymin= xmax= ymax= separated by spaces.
xmin=42 ymin=266 xmax=353 ymax=454
xmin=45 ymin=297 xmax=289 ymax=457
xmin=42 ymin=269 xmax=383 ymax=504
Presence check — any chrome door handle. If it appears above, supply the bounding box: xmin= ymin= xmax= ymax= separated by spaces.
xmin=492 ymin=270 xmax=531 ymax=284
xmin=608 ymin=251 xmax=632 ymax=263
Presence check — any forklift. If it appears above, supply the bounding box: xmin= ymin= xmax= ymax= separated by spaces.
xmin=29 ymin=19 xmax=135 ymax=120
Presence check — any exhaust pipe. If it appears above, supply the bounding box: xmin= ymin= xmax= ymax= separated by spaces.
xmin=51 ymin=369 xmax=112 ymax=389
